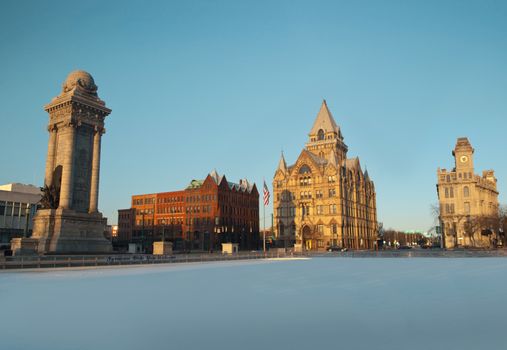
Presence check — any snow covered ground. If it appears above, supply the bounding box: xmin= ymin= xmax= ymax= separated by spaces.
xmin=1 ymin=257 xmax=507 ymax=350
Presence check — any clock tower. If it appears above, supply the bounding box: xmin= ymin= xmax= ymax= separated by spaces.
xmin=453 ymin=137 xmax=474 ymax=172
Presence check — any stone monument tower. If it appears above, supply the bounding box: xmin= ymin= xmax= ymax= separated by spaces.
xmin=31 ymin=70 xmax=112 ymax=253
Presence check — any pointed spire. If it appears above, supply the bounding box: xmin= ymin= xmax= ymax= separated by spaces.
xmin=277 ymin=152 xmax=287 ymax=173
xmin=364 ymin=167 xmax=370 ymax=181
xmin=309 ymin=99 xmax=340 ymax=136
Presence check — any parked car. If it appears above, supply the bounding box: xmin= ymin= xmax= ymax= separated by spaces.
xmin=328 ymin=246 xmax=348 ymax=252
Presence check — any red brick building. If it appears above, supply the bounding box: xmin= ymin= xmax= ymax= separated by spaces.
xmin=117 ymin=170 xmax=259 ymax=252
xmin=117 ymin=208 xmax=135 ymax=241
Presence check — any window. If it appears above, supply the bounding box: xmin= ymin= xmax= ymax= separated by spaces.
xmin=329 ymin=189 xmax=336 ymax=197
xmin=463 ymin=186 xmax=469 ymax=197
xmin=464 ymin=202 xmax=470 ymax=214
xmin=299 ymin=165 xmax=311 ymax=174
xmin=0 ymin=201 xmax=5 ymax=216
xmin=330 ymin=204 xmax=337 ymax=214
xmin=317 ymin=225 xmax=324 ymax=234
xmin=317 ymin=129 xmax=325 ymax=141
xmin=450 ymin=187 xmax=454 ymax=198
xmin=445 ymin=188 xmax=449 ymax=198
xmin=332 ymin=224 xmax=337 ymax=235
xmin=13 ymin=202 xmax=20 ymax=217
xmin=316 ymin=205 xmax=323 ymax=215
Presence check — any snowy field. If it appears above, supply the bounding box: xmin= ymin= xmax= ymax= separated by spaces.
xmin=1 ymin=257 xmax=507 ymax=350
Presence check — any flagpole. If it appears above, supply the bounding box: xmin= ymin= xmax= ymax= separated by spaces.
xmin=263 ymin=178 xmax=266 ymax=254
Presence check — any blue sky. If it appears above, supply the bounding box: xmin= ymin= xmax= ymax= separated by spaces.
xmin=1 ymin=0 xmax=506 ymax=230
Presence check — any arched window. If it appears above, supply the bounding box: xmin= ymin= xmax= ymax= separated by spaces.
xmin=464 ymin=186 xmax=470 ymax=197
xmin=317 ymin=129 xmax=325 ymax=141
xmin=299 ymin=165 xmax=311 ymax=174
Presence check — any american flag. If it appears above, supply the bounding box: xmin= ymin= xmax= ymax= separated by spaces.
xmin=263 ymin=181 xmax=270 ymax=206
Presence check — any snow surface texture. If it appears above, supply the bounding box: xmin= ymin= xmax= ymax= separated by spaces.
xmin=1 ymin=258 xmax=507 ymax=350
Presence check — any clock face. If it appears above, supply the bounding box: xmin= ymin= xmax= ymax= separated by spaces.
xmin=460 ymin=155 xmax=468 ymax=163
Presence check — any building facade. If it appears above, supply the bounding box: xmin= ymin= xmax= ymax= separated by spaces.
xmin=117 ymin=208 xmax=135 ymax=242
xmin=273 ymin=101 xmax=378 ymax=251
xmin=0 ymin=183 xmax=41 ymax=248
xmin=117 ymin=170 xmax=259 ymax=252
xmin=437 ymin=137 xmax=500 ymax=248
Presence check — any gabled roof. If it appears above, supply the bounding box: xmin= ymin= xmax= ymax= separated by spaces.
xmin=209 ymin=169 xmax=223 ymax=185
xmin=327 ymin=151 xmax=340 ymax=168
xmin=345 ymin=157 xmax=362 ymax=173
xmin=206 ymin=170 xmax=256 ymax=194
xmin=309 ymin=100 xmax=340 ymax=136
xmin=304 ymin=149 xmax=327 ymax=166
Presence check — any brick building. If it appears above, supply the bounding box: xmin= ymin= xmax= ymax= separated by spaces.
xmin=117 ymin=208 xmax=135 ymax=242
xmin=117 ymin=170 xmax=259 ymax=252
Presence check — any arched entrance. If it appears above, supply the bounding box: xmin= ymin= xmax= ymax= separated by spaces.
xmin=302 ymin=225 xmax=314 ymax=251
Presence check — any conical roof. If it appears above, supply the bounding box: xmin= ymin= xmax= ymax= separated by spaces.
xmin=309 ymin=100 xmax=340 ymax=136
xmin=277 ymin=152 xmax=288 ymax=173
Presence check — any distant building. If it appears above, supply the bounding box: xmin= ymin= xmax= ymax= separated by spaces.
xmin=0 ymin=183 xmax=41 ymax=248
xmin=437 ymin=137 xmax=500 ymax=248
xmin=273 ymin=101 xmax=378 ymax=251
xmin=117 ymin=208 xmax=135 ymax=242
xmin=117 ymin=170 xmax=259 ymax=252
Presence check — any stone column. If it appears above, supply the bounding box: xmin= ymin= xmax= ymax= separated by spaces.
xmin=44 ymin=125 xmax=57 ymax=186
xmin=89 ymin=127 xmax=102 ymax=213
xmin=59 ymin=123 xmax=76 ymax=209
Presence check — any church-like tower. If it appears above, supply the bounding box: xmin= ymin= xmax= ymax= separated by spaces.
xmin=437 ymin=137 xmax=499 ymax=248
xmin=273 ymin=100 xmax=378 ymax=251
xmin=30 ymin=70 xmax=112 ymax=253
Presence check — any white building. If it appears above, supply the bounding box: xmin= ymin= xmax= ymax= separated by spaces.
xmin=0 ymin=183 xmax=41 ymax=248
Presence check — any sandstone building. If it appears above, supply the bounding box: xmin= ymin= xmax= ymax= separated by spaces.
xmin=0 ymin=183 xmax=41 ymax=248
xmin=437 ymin=137 xmax=499 ymax=248
xmin=117 ymin=170 xmax=259 ymax=252
xmin=273 ymin=101 xmax=378 ymax=251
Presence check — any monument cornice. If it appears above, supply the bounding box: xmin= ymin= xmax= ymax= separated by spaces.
xmin=44 ymin=92 xmax=111 ymax=115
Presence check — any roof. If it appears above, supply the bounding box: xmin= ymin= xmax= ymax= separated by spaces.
xmin=276 ymin=153 xmax=288 ymax=173
xmin=186 ymin=179 xmax=204 ymax=189
xmin=188 ymin=170 xmax=256 ymax=193
xmin=0 ymin=183 xmax=41 ymax=195
xmin=309 ymin=100 xmax=340 ymax=136
xmin=345 ymin=157 xmax=361 ymax=172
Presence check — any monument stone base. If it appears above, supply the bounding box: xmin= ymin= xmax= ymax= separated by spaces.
xmin=10 ymin=238 xmax=39 ymax=256
xmin=31 ymin=208 xmax=112 ymax=254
